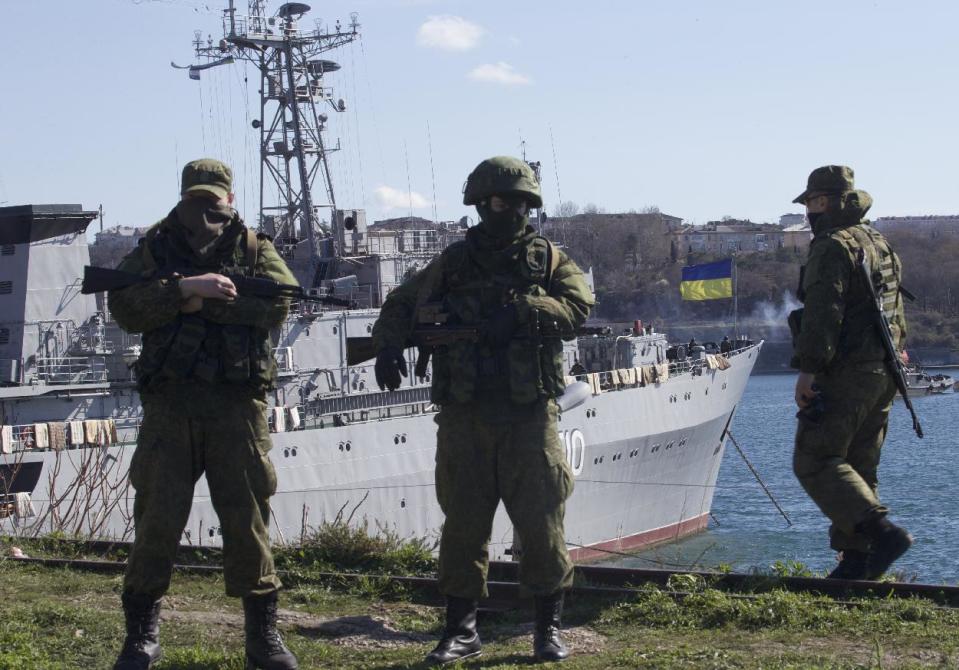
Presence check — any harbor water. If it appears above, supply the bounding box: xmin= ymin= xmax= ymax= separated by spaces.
xmin=609 ymin=372 xmax=958 ymax=584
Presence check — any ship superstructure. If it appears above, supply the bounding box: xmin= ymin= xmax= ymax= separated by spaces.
xmin=0 ymin=2 xmax=762 ymax=561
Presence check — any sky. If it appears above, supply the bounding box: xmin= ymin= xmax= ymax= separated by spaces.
xmin=2 ymin=0 xmax=958 ymax=233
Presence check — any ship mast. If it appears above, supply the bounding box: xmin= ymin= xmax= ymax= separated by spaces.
xmin=189 ymin=1 xmax=360 ymax=287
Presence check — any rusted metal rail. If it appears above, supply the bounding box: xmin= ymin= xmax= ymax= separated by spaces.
xmin=7 ymin=553 xmax=959 ymax=608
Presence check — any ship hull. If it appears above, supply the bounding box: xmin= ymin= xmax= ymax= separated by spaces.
xmin=1 ymin=344 xmax=761 ymax=562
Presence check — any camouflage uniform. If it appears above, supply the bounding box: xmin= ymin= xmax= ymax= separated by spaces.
xmin=372 ymin=156 xmax=593 ymax=664
xmin=110 ymin=159 xmax=300 ymax=670
xmin=110 ymin=206 xmax=294 ymax=599
xmin=373 ymin=225 xmax=592 ymax=598
xmin=790 ymin=166 xmax=908 ymax=556
xmin=109 ymin=161 xmax=296 ymax=597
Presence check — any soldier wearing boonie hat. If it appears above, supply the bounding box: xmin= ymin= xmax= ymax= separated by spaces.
xmin=789 ymin=164 xmax=913 ymax=584
xmin=792 ymin=165 xmax=856 ymax=204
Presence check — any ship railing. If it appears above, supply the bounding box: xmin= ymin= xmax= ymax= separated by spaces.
xmin=267 ymin=387 xmax=435 ymax=433
xmin=289 ymin=284 xmax=375 ymax=314
xmin=0 ymin=416 xmax=136 ymax=454
xmin=2 ymin=424 xmax=38 ymax=453
xmin=34 ymin=357 xmax=108 ymax=385
xmin=578 ymin=344 xmax=754 ymax=392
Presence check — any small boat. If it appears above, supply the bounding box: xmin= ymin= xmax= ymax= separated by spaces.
xmin=904 ymin=367 xmax=953 ymax=395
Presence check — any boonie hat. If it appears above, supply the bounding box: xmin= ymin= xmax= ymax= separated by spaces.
xmin=792 ymin=165 xmax=855 ymax=204
xmin=181 ymin=158 xmax=233 ymax=200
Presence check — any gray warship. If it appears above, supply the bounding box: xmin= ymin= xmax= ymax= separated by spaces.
xmin=0 ymin=1 xmax=762 ymax=563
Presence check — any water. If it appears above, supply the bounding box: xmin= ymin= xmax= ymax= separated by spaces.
xmin=609 ymin=373 xmax=959 ymax=584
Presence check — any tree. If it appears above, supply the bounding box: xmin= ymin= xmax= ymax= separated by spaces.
xmin=554 ymin=201 xmax=580 ymax=217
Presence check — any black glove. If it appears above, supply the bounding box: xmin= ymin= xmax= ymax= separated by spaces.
xmin=375 ymin=346 xmax=407 ymax=391
xmin=483 ymin=303 xmax=519 ymax=347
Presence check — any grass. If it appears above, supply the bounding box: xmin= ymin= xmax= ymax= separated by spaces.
xmin=1 ymin=548 xmax=958 ymax=670
xmin=2 ymin=527 xmax=957 ymax=669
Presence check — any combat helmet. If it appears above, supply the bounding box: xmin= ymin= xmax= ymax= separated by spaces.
xmin=463 ymin=156 xmax=543 ymax=209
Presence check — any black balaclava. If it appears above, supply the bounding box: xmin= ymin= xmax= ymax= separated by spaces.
xmin=476 ymin=194 xmax=529 ymax=240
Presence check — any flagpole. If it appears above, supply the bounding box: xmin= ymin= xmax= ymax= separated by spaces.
xmin=733 ymin=254 xmax=739 ymax=341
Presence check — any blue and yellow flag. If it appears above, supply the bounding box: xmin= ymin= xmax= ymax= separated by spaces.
xmin=680 ymin=259 xmax=733 ymax=301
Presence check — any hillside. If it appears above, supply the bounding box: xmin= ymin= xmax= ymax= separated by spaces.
xmin=548 ymin=215 xmax=957 ymax=353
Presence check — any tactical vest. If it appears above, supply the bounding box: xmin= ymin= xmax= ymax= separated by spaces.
xmin=830 ymin=224 xmax=902 ymax=350
xmin=428 ymin=235 xmax=565 ymax=405
xmin=827 ymin=223 xmax=903 ymax=362
xmin=134 ymin=221 xmax=278 ymax=394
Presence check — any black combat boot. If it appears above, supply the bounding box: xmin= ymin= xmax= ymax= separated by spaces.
xmin=826 ymin=549 xmax=869 ymax=580
xmin=859 ymin=516 xmax=913 ymax=581
xmin=243 ymin=591 xmax=298 ymax=670
xmin=533 ymin=591 xmax=570 ymax=663
xmin=113 ymin=593 xmax=162 ymax=670
xmin=425 ymin=596 xmax=482 ymax=665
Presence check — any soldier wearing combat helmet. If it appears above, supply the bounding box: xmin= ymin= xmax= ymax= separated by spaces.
xmin=372 ymin=156 xmax=594 ymax=664
xmin=790 ymin=164 xmax=912 ymax=581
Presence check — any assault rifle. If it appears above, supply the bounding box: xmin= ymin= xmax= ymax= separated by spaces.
xmin=81 ymin=265 xmax=354 ymax=307
xmin=347 ymin=324 xmax=585 ymax=371
xmin=857 ymin=250 xmax=923 ymax=438
xmin=346 ymin=326 xmax=480 ymax=369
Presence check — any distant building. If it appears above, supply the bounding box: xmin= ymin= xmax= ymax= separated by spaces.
xmin=367 ymin=216 xmax=466 ymax=257
xmin=674 ymin=219 xmax=810 ymax=258
xmin=779 ymin=213 xmax=807 ymax=228
xmin=89 ymin=225 xmax=147 ymax=268
xmin=873 ymin=215 xmax=959 ymax=237
xmin=541 ymin=211 xmax=683 ymax=233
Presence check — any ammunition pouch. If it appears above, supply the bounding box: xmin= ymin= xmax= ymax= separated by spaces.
xmin=134 ymin=220 xmax=277 ymax=393
xmin=787 ymin=308 xmax=803 ymax=370
xmin=136 ymin=316 xmax=275 ymax=393
xmin=787 ymin=308 xmax=803 ymax=341
xmin=221 ymin=325 xmax=252 ymax=384
xmin=430 ymin=339 xmax=476 ymax=405
xmin=795 ymin=390 xmax=826 ymax=425
xmin=161 ymin=315 xmax=207 ymax=380
xmin=427 ymin=235 xmax=566 ymax=405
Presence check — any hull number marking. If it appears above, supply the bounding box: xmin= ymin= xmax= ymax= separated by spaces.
xmin=558 ymin=429 xmax=586 ymax=476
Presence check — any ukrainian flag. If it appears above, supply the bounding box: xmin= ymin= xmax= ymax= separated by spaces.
xmin=680 ymin=259 xmax=733 ymax=301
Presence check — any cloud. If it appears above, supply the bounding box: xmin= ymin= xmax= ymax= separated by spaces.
xmin=374 ymin=185 xmax=431 ymax=211
xmin=416 ymin=15 xmax=484 ymax=51
xmin=468 ymin=62 xmax=531 ymax=86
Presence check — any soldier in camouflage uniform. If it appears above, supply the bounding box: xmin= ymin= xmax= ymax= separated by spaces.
xmin=372 ymin=156 xmax=594 ymax=664
xmin=790 ymin=165 xmax=913 ymax=581
xmin=108 ymin=159 xmax=298 ymax=670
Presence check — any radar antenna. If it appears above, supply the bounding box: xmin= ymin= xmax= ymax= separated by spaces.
xmin=185 ymin=1 xmax=360 ymax=287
